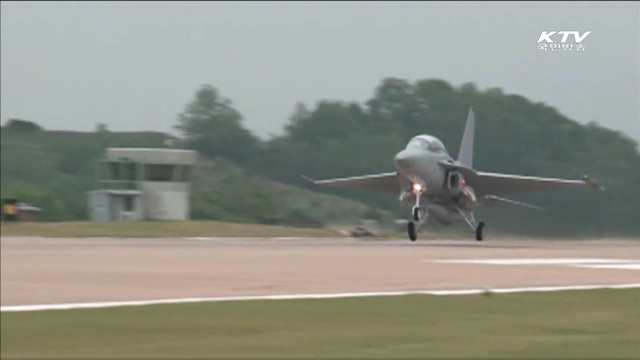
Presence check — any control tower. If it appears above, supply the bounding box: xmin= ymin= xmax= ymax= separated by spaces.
xmin=87 ymin=148 xmax=198 ymax=222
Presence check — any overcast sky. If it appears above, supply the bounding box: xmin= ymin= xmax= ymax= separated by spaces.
xmin=1 ymin=1 xmax=638 ymax=143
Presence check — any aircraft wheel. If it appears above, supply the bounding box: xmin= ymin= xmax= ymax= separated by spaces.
xmin=408 ymin=221 xmax=417 ymax=241
xmin=412 ymin=206 xmax=420 ymax=221
xmin=475 ymin=222 xmax=485 ymax=241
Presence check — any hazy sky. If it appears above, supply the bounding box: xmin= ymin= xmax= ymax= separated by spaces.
xmin=1 ymin=1 xmax=639 ymax=143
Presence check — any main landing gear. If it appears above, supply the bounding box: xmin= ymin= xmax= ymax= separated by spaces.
xmin=408 ymin=210 xmax=485 ymax=242
xmin=475 ymin=221 xmax=485 ymax=241
xmin=457 ymin=208 xmax=485 ymax=241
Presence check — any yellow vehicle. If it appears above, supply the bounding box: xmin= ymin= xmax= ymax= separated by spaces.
xmin=4 ymin=203 xmax=17 ymax=216
xmin=3 ymin=201 xmax=18 ymax=221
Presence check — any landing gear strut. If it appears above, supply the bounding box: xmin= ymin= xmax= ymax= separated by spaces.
xmin=407 ymin=214 xmax=427 ymax=242
xmin=407 ymin=182 xmax=425 ymax=241
xmin=456 ymin=208 xmax=486 ymax=242
xmin=412 ymin=206 xmax=420 ymax=221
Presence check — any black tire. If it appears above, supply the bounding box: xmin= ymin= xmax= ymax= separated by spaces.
xmin=408 ymin=221 xmax=417 ymax=241
xmin=475 ymin=222 xmax=485 ymax=241
xmin=412 ymin=206 xmax=420 ymax=221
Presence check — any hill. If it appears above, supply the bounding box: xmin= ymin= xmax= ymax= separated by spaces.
xmin=3 ymin=77 xmax=639 ymax=237
xmin=0 ymin=125 xmax=390 ymax=226
xmin=243 ymin=79 xmax=640 ymax=237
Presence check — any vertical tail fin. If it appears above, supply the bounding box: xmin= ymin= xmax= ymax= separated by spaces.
xmin=457 ymin=107 xmax=475 ymax=168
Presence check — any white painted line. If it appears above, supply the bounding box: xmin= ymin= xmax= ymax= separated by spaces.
xmin=429 ymin=258 xmax=637 ymax=265
xmin=427 ymin=283 xmax=640 ymax=295
xmin=572 ymin=263 xmax=640 ymax=271
xmin=181 ymin=237 xmax=305 ymax=241
xmin=2 ymin=283 xmax=640 ymax=313
xmin=181 ymin=237 xmax=230 ymax=241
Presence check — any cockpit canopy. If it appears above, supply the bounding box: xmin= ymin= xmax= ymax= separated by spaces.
xmin=406 ymin=135 xmax=447 ymax=154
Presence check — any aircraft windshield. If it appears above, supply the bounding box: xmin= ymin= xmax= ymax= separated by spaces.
xmin=407 ymin=138 xmax=429 ymax=150
xmin=406 ymin=135 xmax=446 ymax=153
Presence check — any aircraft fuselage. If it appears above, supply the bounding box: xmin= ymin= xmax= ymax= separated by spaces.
xmin=393 ymin=134 xmax=452 ymax=198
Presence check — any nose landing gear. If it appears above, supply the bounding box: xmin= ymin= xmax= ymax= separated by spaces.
xmin=407 ymin=221 xmax=417 ymax=241
xmin=412 ymin=206 xmax=420 ymax=221
xmin=407 ymin=182 xmax=426 ymax=241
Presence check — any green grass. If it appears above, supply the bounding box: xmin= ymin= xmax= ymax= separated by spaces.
xmin=2 ymin=289 xmax=640 ymax=358
xmin=0 ymin=220 xmax=343 ymax=238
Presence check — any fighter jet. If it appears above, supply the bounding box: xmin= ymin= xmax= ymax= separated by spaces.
xmin=302 ymin=108 xmax=604 ymax=241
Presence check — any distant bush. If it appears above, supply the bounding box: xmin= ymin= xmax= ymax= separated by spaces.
xmin=285 ymin=208 xmax=325 ymax=228
xmin=5 ymin=119 xmax=43 ymax=132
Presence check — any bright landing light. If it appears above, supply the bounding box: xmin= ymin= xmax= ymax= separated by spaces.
xmin=412 ymin=183 xmax=422 ymax=192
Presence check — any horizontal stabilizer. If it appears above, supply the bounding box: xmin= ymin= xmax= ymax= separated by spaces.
xmin=300 ymin=172 xmax=399 ymax=193
xmin=300 ymin=175 xmax=315 ymax=183
xmin=484 ymin=195 xmax=544 ymax=210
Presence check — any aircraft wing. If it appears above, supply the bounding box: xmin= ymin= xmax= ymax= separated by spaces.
xmin=437 ymin=160 xmax=604 ymax=197
xmin=472 ymin=171 xmax=604 ymax=197
xmin=301 ymin=172 xmax=400 ymax=193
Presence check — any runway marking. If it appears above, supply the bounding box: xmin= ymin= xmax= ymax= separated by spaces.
xmin=2 ymin=283 xmax=640 ymax=313
xmin=428 ymin=258 xmax=636 ymax=265
xmin=572 ymin=263 xmax=640 ymax=271
xmin=181 ymin=237 xmax=306 ymax=241
xmin=427 ymin=258 xmax=640 ymax=271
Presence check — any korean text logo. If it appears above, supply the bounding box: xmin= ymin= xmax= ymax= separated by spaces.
xmin=537 ymin=31 xmax=591 ymax=52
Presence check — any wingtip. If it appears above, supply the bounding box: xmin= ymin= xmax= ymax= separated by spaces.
xmin=300 ymin=174 xmax=315 ymax=183
xmin=583 ymin=175 xmax=605 ymax=191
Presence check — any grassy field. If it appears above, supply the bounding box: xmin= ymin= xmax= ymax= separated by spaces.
xmin=2 ymin=289 xmax=640 ymax=358
xmin=0 ymin=220 xmax=344 ymax=238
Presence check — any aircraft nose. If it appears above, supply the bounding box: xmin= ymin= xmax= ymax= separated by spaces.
xmin=394 ymin=149 xmax=419 ymax=170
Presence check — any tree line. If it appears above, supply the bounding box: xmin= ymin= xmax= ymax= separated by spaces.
xmin=2 ymin=77 xmax=639 ymax=236
xmin=175 ymin=78 xmax=640 ymax=237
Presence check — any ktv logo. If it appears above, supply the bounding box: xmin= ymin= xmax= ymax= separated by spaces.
xmin=537 ymin=31 xmax=591 ymax=52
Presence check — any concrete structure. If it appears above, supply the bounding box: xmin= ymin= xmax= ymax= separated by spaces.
xmin=87 ymin=148 xmax=198 ymax=222
xmin=86 ymin=189 xmax=143 ymax=222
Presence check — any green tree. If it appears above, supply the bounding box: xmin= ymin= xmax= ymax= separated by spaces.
xmin=259 ymin=77 xmax=640 ymax=237
xmin=175 ymin=85 xmax=259 ymax=163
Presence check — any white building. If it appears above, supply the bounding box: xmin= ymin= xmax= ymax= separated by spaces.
xmin=87 ymin=148 xmax=198 ymax=222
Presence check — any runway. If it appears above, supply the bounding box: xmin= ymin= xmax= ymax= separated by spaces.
xmin=2 ymin=237 xmax=639 ymax=309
